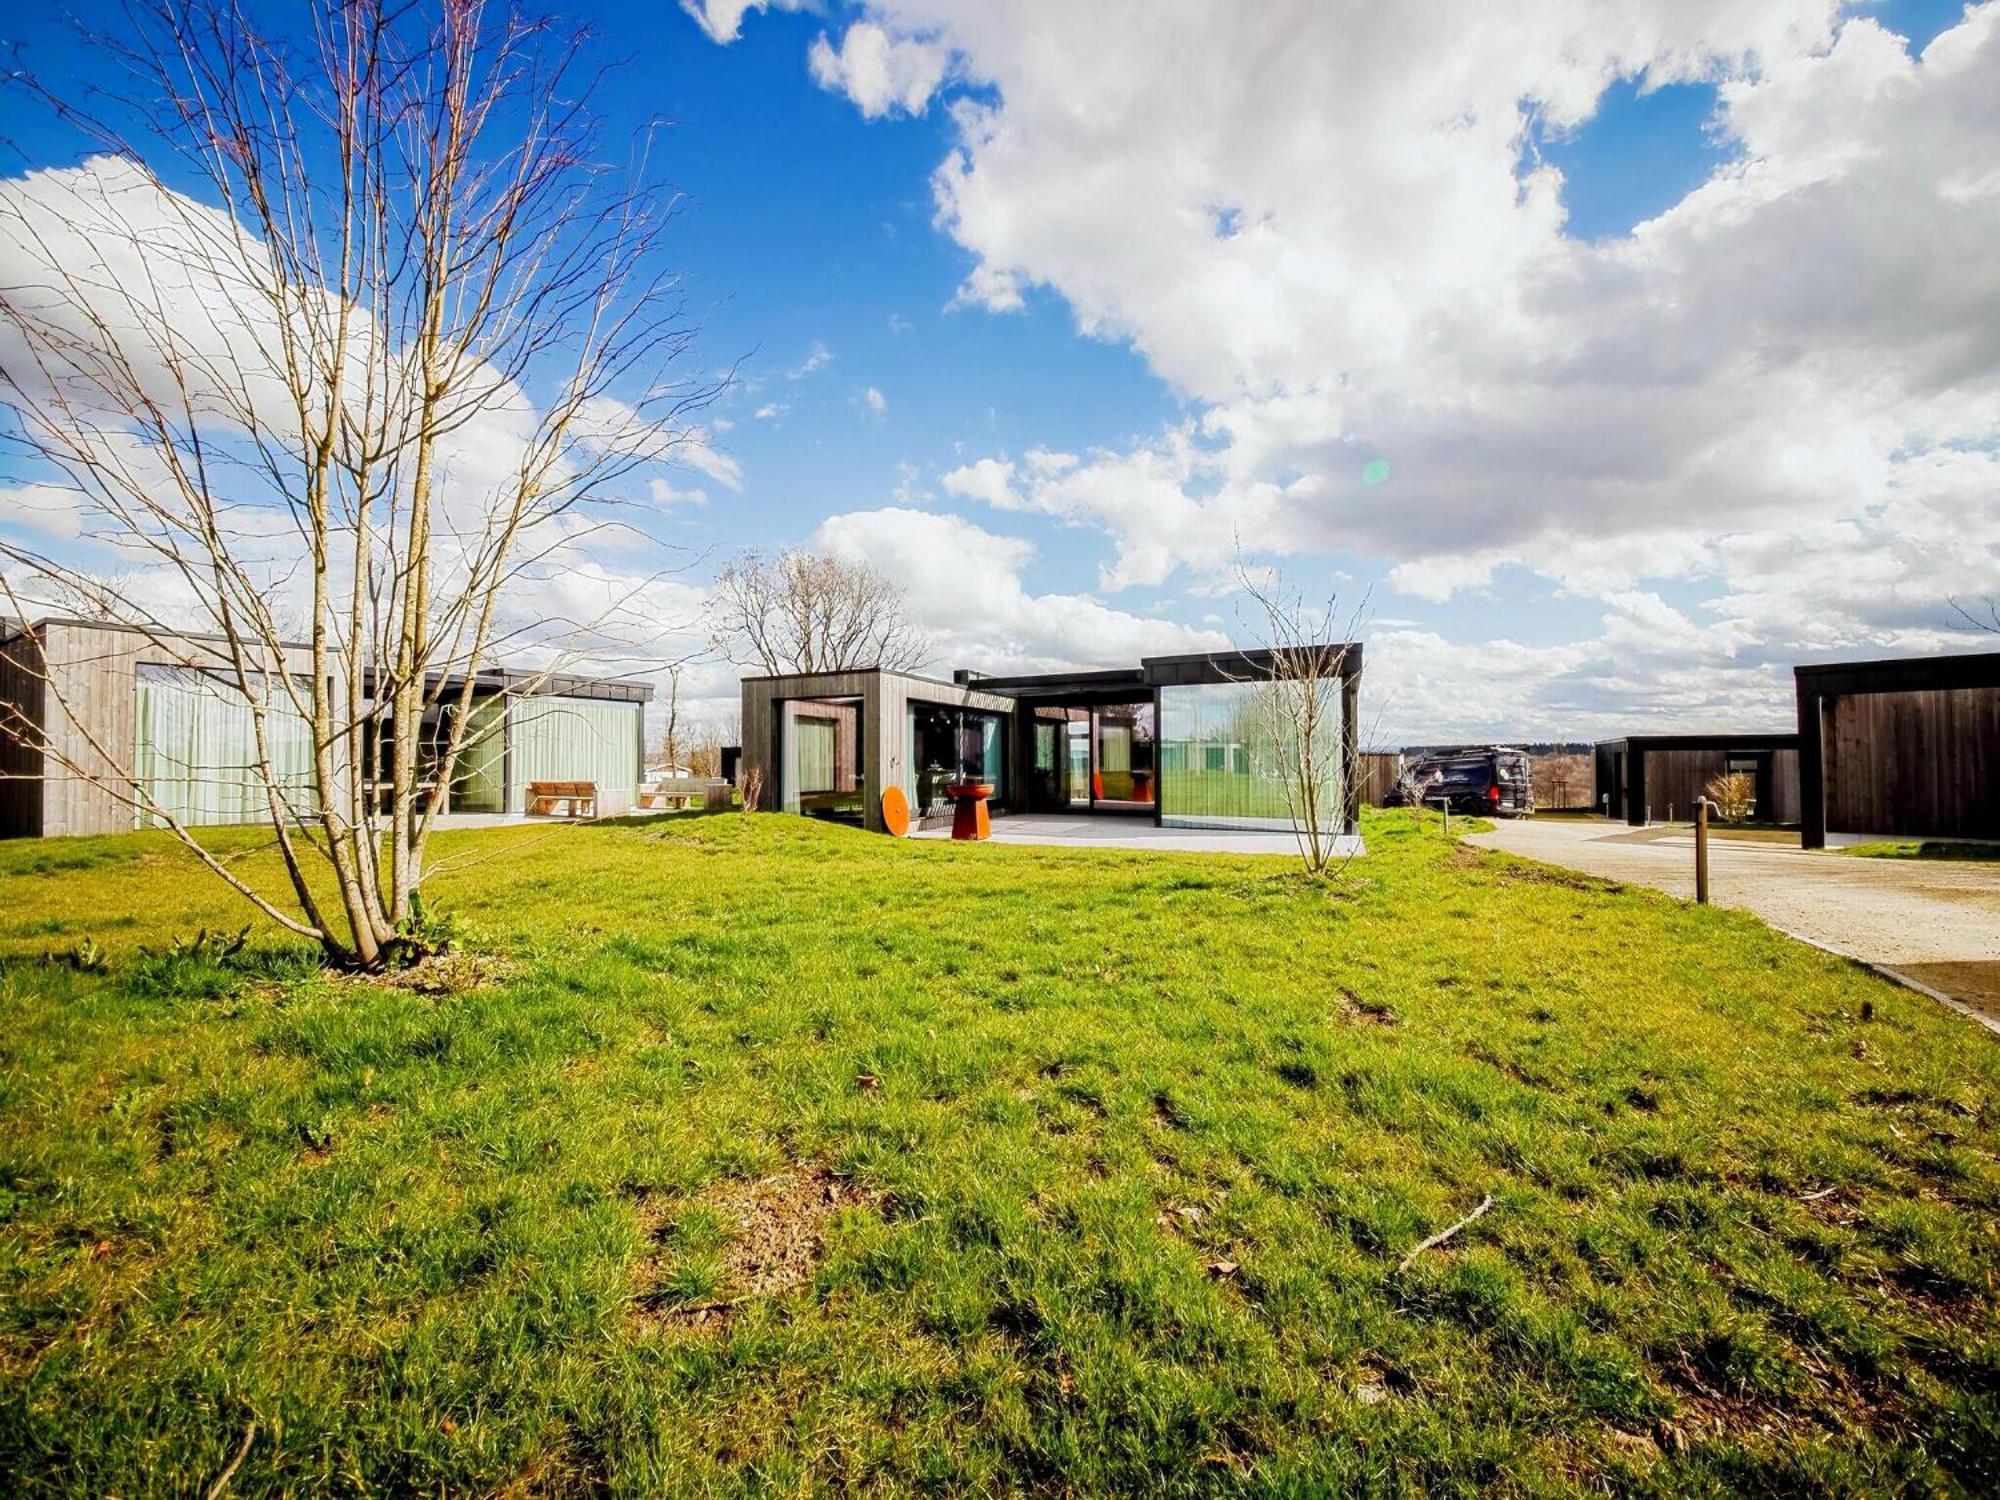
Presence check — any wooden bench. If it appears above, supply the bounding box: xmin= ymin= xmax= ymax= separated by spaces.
xmin=637 ymin=776 xmax=726 ymax=811
xmin=526 ymin=780 xmax=597 ymax=818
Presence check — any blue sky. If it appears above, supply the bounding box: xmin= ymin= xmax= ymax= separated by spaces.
xmin=3 ymin=1 xmax=1997 ymax=741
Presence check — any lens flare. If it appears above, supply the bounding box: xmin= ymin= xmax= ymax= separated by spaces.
xmin=1361 ymin=458 xmax=1390 ymax=487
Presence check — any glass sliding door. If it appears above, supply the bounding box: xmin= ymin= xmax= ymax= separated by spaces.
xmin=782 ymin=697 xmax=862 ymax=821
xmin=1065 ymin=721 xmax=1090 ymax=808
xmin=1156 ymin=679 xmax=1343 ymax=832
xmin=906 ymin=703 xmax=1008 ymax=824
xmin=1089 ymin=700 xmax=1155 ymax=814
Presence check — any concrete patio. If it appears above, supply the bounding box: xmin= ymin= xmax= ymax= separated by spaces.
xmin=910 ymin=812 xmax=1362 ymax=857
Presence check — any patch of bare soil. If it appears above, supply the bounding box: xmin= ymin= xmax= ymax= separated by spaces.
xmin=1444 ymin=842 xmax=1487 ymax=871
xmin=635 ymin=1165 xmax=867 ymax=1327
xmin=1337 ymin=987 xmax=1397 ymax=1025
xmin=1496 ymin=862 xmax=1625 ymax=895
xmin=326 ymin=949 xmax=515 ymax=996
xmin=1891 ymin=960 xmax=2000 ymax=1021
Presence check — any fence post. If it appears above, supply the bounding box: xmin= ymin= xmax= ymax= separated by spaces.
xmin=1694 ymin=798 xmax=1711 ymax=905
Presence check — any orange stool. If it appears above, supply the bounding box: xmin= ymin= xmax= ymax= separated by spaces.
xmin=945 ymin=781 xmax=993 ymax=840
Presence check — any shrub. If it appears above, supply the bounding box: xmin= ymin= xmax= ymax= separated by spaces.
xmin=1705 ymin=771 xmax=1755 ymax=824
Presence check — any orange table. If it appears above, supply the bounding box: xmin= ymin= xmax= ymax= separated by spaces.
xmin=945 ymin=781 xmax=993 ymax=840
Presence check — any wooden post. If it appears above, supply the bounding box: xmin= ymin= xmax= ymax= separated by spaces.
xmin=1694 ymin=797 xmax=1711 ymax=905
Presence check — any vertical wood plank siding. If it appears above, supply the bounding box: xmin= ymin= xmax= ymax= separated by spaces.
xmin=3 ymin=621 xmax=342 ymax=837
xmin=1769 ymin=750 xmax=1802 ymax=825
xmin=1357 ymin=752 xmax=1401 ymax=806
xmin=1823 ymin=686 xmax=2000 ymax=838
xmin=1643 ymin=750 xmax=1727 ymax=823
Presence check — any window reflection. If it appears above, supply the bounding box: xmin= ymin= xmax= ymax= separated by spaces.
xmin=1157 ymin=680 xmax=1342 ymax=830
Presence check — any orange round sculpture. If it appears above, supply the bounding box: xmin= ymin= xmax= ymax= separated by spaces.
xmin=944 ymin=780 xmax=994 ymax=841
xmin=880 ymin=784 xmax=911 ymax=838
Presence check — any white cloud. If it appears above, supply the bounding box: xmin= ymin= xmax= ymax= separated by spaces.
xmin=678 ymin=0 xmax=809 ymax=45
xmin=0 ymin=481 xmax=88 ymax=540
xmin=678 ymin=428 xmax=744 ymax=490
xmin=749 ymin=1 xmax=2000 ymax=731
xmin=648 ymin=478 xmax=710 ymax=507
xmin=940 ymin=455 xmax=1017 ymax=507
xmin=0 ymin=157 xmax=708 ymax=676
xmin=807 ymin=22 xmax=952 ymax=119
xmin=788 ymin=340 xmax=833 ymax=378
xmin=752 ymin=402 xmax=786 ymax=419
xmin=863 ymin=384 xmax=889 ymax=414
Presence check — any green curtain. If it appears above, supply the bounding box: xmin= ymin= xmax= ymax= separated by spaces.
xmin=508 ymin=696 xmax=640 ymax=809
xmin=452 ymin=696 xmax=507 ymax=813
xmin=794 ymin=717 xmax=836 ymax=793
xmin=135 ymin=666 xmax=317 ymax=828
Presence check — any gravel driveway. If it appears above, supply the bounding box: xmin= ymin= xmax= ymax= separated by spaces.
xmin=1466 ymin=817 xmax=2000 ymax=1028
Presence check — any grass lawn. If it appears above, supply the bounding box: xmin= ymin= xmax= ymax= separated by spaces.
xmin=2 ymin=810 xmax=1996 ymax=1494
xmin=1841 ymin=839 xmax=2000 ymax=863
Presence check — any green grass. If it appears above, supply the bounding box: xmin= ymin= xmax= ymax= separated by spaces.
xmin=1 ymin=810 xmax=1996 ymax=1494
xmin=1841 ymin=839 xmax=2000 ymax=862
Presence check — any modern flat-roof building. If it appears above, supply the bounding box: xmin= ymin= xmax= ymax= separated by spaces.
xmin=1592 ymin=733 xmax=1801 ymax=826
xmin=738 ymin=647 xmax=1363 ymax=844
xmin=0 ymin=617 xmax=651 ymax=837
xmin=1795 ymin=650 xmax=2000 ymax=848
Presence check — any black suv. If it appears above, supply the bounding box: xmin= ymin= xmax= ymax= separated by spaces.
xmin=1385 ymin=747 xmax=1535 ymax=817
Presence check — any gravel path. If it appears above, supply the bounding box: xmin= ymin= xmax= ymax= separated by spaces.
xmin=1467 ymin=817 xmax=2000 ymax=1025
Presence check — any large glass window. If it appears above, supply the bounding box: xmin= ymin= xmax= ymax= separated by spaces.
xmin=510 ymin=696 xmax=642 ymax=811
xmin=905 ymin=704 xmax=1006 ymax=822
xmin=134 ymin=665 xmax=318 ymax=827
xmin=1157 ymin=679 xmax=1344 ymax=831
xmin=1090 ymin=701 xmax=1155 ymax=813
xmin=782 ymin=697 xmax=862 ymax=820
xmin=449 ymin=695 xmax=507 ymax=813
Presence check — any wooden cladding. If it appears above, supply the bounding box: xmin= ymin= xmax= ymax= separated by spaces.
xmin=1822 ymin=687 xmax=2000 ymax=839
xmin=1357 ymin=752 xmax=1401 ymax=807
xmin=1593 ymin=735 xmax=1799 ymax=826
xmin=1796 ymin=653 xmax=2000 ymax=848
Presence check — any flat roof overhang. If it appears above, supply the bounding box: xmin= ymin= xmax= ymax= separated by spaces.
xmin=1594 ymin=732 xmax=1798 ymax=752
xmin=1794 ymin=650 xmax=2000 ymax=697
xmin=375 ymin=666 xmax=654 ymax=703
xmin=969 ymin=644 xmax=1365 ymax=702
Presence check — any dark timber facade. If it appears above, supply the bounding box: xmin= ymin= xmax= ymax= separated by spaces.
xmin=1592 ymin=734 xmax=1802 ymax=827
xmin=1795 ymin=651 xmax=2000 ymax=849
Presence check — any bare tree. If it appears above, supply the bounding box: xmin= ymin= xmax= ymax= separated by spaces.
xmin=708 ymin=548 xmax=930 ymax=675
xmin=654 ymin=664 xmax=684 ymax=771
xmin=1949 ymin=597 xmax=1999 ymax=635
xmin=1233 ymin=567 xmax=1364 ymax=878
xmin=678 ymin=708 xmax=739 ymax=778
xmin=0 ymin=1 xmax=717 ymax=969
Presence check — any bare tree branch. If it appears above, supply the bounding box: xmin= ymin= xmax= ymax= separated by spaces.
xmin=0 ymin=0 xmax=718 ymax=969
xmin=707 ymin=548 xmax=932 ymax=676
